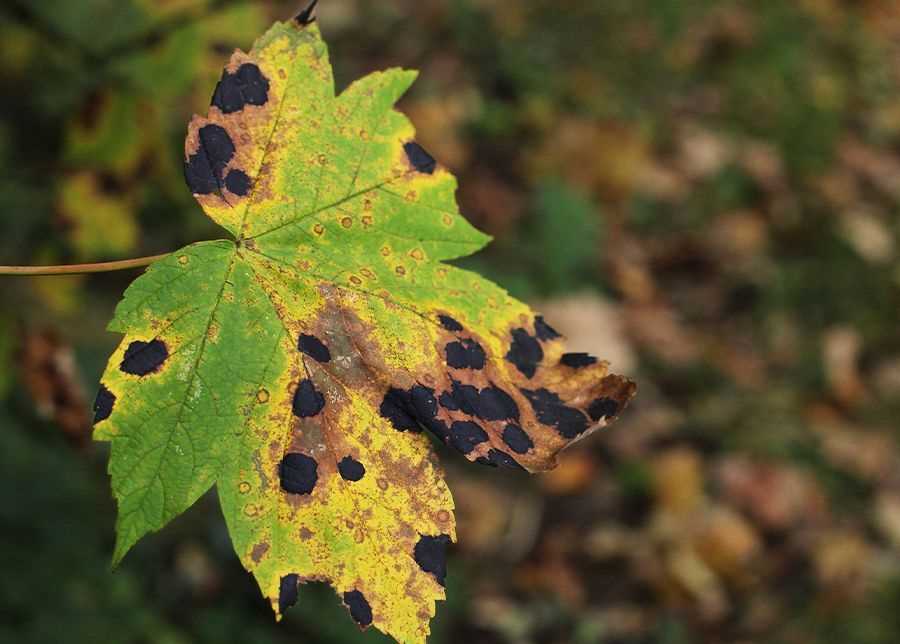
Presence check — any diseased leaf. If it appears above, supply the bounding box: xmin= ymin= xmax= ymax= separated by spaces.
xmin=94 ymin=16 xmax=636 ymax=644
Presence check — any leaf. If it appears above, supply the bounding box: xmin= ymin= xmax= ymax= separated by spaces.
xmin=94 ymin=16 xmax=636 ymax=644
xmin=58 ymin=172 xmax=138 ymax=259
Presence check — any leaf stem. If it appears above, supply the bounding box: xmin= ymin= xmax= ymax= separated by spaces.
xmin=0 ymin=253 xmax=170 ymax=276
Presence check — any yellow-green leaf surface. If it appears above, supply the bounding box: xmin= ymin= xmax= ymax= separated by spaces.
xmin=94 ymin=15 xmax=636 ymax=644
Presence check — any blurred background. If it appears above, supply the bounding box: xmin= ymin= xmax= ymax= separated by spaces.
xmin=2 ymin=1 xmax=900 ymax=642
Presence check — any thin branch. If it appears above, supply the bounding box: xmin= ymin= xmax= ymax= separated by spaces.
xmin=0 ymin=253 xmax=170 ymax=276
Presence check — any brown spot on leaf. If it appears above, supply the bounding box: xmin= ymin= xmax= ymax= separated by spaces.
xmin=250 ymin=541 xmax=269 ymax=563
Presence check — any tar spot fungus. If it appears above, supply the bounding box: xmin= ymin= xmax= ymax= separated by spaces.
xmin=445 ymin=338 xmax=486 ymax=370
xmin=278 ymin=573 xmax=299 ymax=613
xmin=438 ymin=380 xmax=519 ymax=422
xmin=502 ymin=423 xmax=533 ymax=454
xmin=409 ymin=385 xmax=453 ymax=442
xmin=279 ymin=452 xmax=318 ymax=495
xmin=588 ymin=396 xmax=620 ymax=421
xmin=505 ymin=328 xmax=543 ymax=378
xmin=560 ymin=352 xmax=598 ymax=368
xmin=211 ymin=62 xmax=270 ymax=114
xmin=338 ymin=456 xmax=366 ymax=482
xmin=224 ymin=168 xmax=252 ymax=196
xmin=520 ymin=388 xmax=589 ymax=439
xmin=403 ymin=141 xmax=437 ymax=174
xmin=292 ymin=379 xmax=325 ymax=418
xmin=120 ymin=339 xmax=169 ymax=376
xmin=438 ymin=314 xmax=463 ymax=332
xmin=93 ymin=384 xmax=115 ymax=423
xmin=414 ymin=534 xmax=450 ymax=586
xmin=476 ymin=448 xmax=525 ymax=470
xmin=534 ymin=315 xmax=561 ymax=341
xmin=184 ymin=124 xmax=235 ymax=194
xmin=298 ymin=333 xmax=331 ymax=363
xmin=343 ymin=589 xmax=373 ymax=626
xmin=379 ymin=387 xmax=419 ymax=432
xmin=448 ymin=420 xmax=489 ymax=455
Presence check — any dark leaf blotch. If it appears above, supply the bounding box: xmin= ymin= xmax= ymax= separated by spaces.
xmin=438 ymin=314 xmax=464 ymax=331
xmin=224 ymin=168 xmax=252 ymax=196
xmin=521 ymin=388 xmax=589 ymax=438
xmin=534 ymin=315 xmax=561 ymax=341
xmin=449 ymin=420 xmax=488 ymax=454
xmin=278 ymin=574 xmax=299 ymax=613
xmin=338 ymin=456 xmax=366 ymax=482
xmin=561 ymin=352 xmax=598 ymax=368
xmin=93 ymin=384 xmax=116 ymax=423
xmin=292 ymin=379 xmax=325 ymax=418
xmin=502 ymin=423 xmax=533 ymax=454
xmin=298 ymin=333 xmax=331 ymax=363
xmin=344 ymin=589 xmax=373 ymax=626
xmin=505 ymin=328 xmax=543 ymax=378
xmin=414 ymin=534 xmax=451 ymax=586
xmin=476 ymin=449 xmax=525 ymax=470
xmin=438 ymin=380 xmax=518 ymax=422
xmin=588 ymin=396 xmax=619 ymax=421
xmin=403 ymin=141 xmax=437 ymax=174
xmin=211 ymin=63 xmax=270 ymax=114
xmin=184 ymin=124 xmax=235 ymax=194
xmin=279 ymin=452 xmax=318 ymax=495
xmin=445 ymin=338 xmax=486 ymax=370
xmin=120 ymin=339 xmax=169 ymax=376
xmin=379 ymin=387 xmax=420 ymax=432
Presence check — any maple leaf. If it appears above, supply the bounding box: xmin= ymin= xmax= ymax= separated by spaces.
xmin=93 ymin=13 xmax=636 ymax=644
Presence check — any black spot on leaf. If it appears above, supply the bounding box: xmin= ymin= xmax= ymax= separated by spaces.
xmin=502 ymin=423 xmax=533 ymax=454
xmin=438 ymin=380 xmax=519 ymax=422
xmin=476 ymin=449 xmax=525 ymax=470
xmin=200 ymin=124 xmax=235 ymax=176
xmin=279 ymin=452 xmax=318 ymax=495
xmin=298 ymin=333 xmax=331 ymax=363
xmin=343 ymin=589 xmax=373 ymax=626
xmin=414 ymin=534 xmax=450 ymax=586
xmin=403 ymin=141 xmax=437 ymax=174
xmin=379 ymin=384 xmax=453 ymax=442
xmin=445 ymin=338 xmax=486 ymax=370
xmin=534 ymin=315 xmax=561 ymax=341
xmin=588 ymin=396 xmax=620 ymax=421
xmin=409 ymin=385 xmax=437 ymax=420
xmin=278 ymin=574 xmax=299 ymax=613
xmin=437 ymin=390 xmax=460 ymax=412
xmin=520 ymin=388 xmax=589 ymax=439
xmin=120 ymin=339 xmax=168 ymax=376
xmin=409 ymin=385 xmax=453 ymax=442
xmin=292 ymin=379 xmax=325 ymax=417
xmin=438 ymin=314 xmax=463 ymax=331
xmin=476 ymin=385 xmax=520 ymax=420
xmin=294 ymin=0 xmax=319 ymax=25
xmin=184 ymin=124 xmax=235 ymax=195
xmin=560 ymin=352 xmax=597 ymax=368
xmin=184 ymin=152 xmax=217 ymax=195
xmin=338 ymin=456 xmax=365 ymax=481
xmin=449 ymin=420 xmax=488 ymax=454
xmin=380 ymin=387 xmax=420 ymax=432
xmin=211 ymin=63 xmax=270 ymax=114
xmin=224 ymin=168 xmax=251 ymax=196
xmin=424 ymin=418 xmax=452 ymax=444
xmin=505 ymin=328 xmax=543 ymax=378
xmin=93 ymin=384 xmax=115 ymax=423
